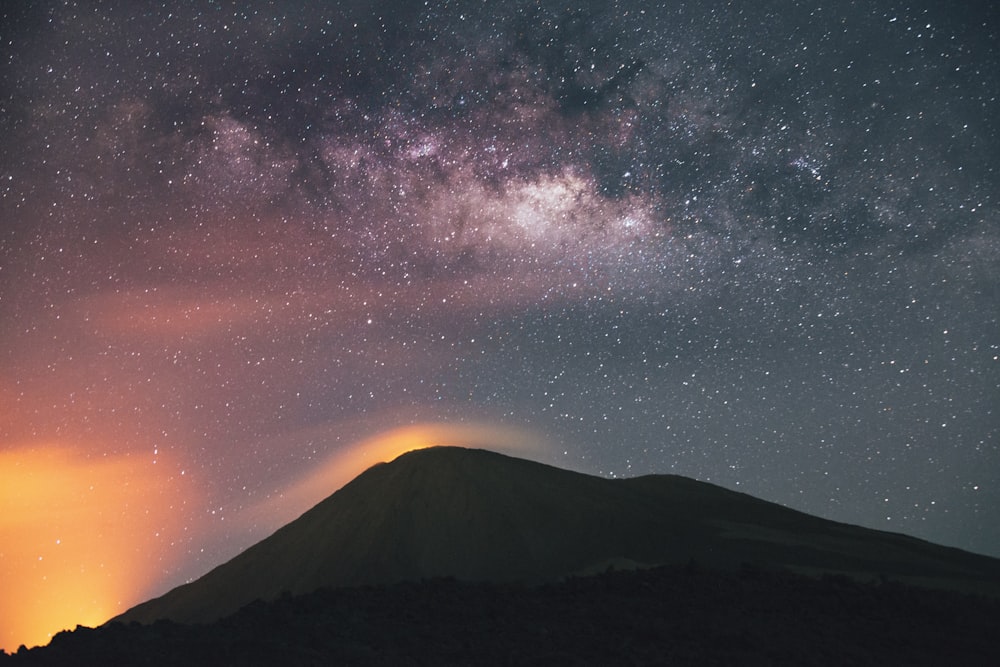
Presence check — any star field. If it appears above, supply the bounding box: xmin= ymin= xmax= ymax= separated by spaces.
xmin=1 ymin=0 xmax=999 ymax=650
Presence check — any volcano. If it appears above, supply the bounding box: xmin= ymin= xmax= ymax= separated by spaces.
xmin=114 ymin=446 xmax=1000 ymax=626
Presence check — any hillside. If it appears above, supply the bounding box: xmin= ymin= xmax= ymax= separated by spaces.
xmin=113 ymin=447 xmax=1000 ymax=626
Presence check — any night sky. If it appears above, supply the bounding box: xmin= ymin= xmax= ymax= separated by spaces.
xmin=2 ymin=0 xmax=999 ymax=650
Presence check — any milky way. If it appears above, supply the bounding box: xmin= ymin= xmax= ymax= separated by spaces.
xmin=2 ymin=0 xmax=999 ymax=649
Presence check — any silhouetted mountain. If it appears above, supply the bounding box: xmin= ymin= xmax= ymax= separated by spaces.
xmin=113 ymin=447 xmax=1000 ymax=627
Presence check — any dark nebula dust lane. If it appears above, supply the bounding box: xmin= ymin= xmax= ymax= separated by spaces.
xmin=1 ymin=0 xmax=998 ymax=651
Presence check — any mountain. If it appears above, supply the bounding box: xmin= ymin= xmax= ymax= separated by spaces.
xmin=113 ymin=446 xmax=1000 ymax=626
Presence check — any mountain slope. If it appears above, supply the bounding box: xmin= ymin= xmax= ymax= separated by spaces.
xmin=114 ymin=446 xmax=1000 ymax=625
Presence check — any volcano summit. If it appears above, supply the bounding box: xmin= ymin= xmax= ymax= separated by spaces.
xmin=114 ymin=447 xmax=1000 ymax=626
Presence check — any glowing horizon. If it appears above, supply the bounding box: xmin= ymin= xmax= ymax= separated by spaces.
xmin=0 ymin=446 xmax=197 ymax=652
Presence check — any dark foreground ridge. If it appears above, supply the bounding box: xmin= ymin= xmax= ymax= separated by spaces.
xmin=5 ymin=564 xmax=1000 ymax=665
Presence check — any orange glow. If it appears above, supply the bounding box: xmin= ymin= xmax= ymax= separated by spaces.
xmin=0 ymin=446 xmax=196 ymax=652
xmin=238 ymin=422 xmax=551 ymax=534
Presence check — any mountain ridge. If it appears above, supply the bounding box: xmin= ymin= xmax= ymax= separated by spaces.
xmin=113 ymin=446 xmax=1000 ymax=626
